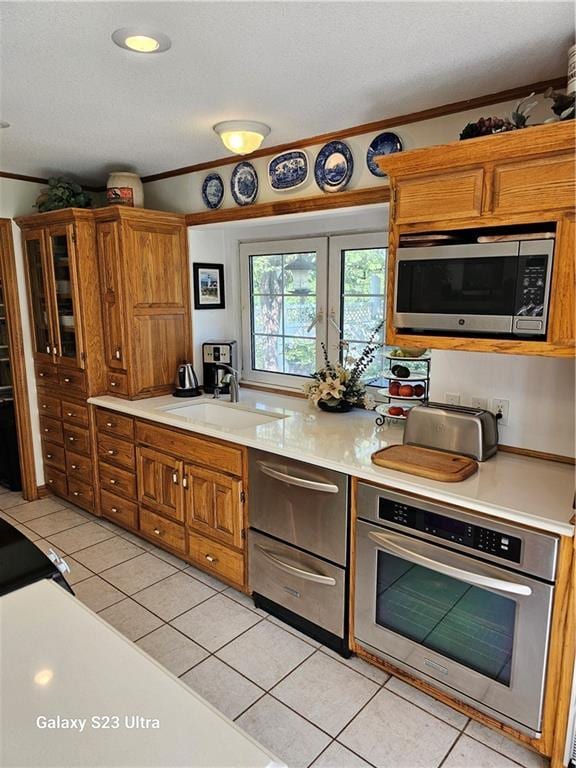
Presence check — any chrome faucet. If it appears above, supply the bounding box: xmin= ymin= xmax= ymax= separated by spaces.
xmin=216 ymin=364 xmax=240 ymax=403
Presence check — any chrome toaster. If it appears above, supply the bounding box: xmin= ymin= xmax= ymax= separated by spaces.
xmin=403 ymin=402 xmax=498 ymax=461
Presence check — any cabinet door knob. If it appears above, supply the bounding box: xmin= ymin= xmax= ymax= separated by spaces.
xmin=111 ymin=507 xmax=118 ymax=513
xmin=63 ymin=377 xmax=71 ymax=383
xmin=182 ymin=476 xmax=188 ymax=489
xmin=106 ymin=422 xmax=114 ymax=428
xmin=107 ymin=449 xmax=116 ymax=455
xmin=114 ymin=347 xmax=122 ymax=360
xmin=39 ymin=372 xmax=45 ymax=377
xmin=42 ymin=404 xmax=47 ymax=409
xmin=52 ymin=347 xmax=58 ymax=355
xmin=172 ymin=472 xmax=179 ymax=485
xmin=71 ymin=464 xmax=78 ymax=470
xmin=153 ymin=528 xmax=162 ymax=536
xmin=73 ymin=491 xmax=80 ymax=497
xmin=205 ymin=554 xmax=217 ymax=563
xmin=110 ymin=381 xmax=117 ymax=387
xmin=45 ymin=345 xmax=51 ymax=354
xmin=68 ymin=437 xmax=75 ymax=442
xmin=67 ymin=411 xmax=74 ymax=417
xmin=48 ymin=479 xmax=54 ymax=484
xmin=46 ymin=453 xmax=53 ymax=459
xmin=109 ymin=479 xmax=116 ymax=485
xmin=43 ymin=428 xmax=49 ymax=432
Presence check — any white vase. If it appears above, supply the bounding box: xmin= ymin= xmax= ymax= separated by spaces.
xmin=568 ymin=44 xmax=576 ymax=96
xmin=106 ymin=171 xmax=144 ymax=207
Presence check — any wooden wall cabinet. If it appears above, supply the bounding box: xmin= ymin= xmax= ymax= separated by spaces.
xmin=379 ymin=121 xmax=576 ymax=357
xmin=93 ymin=207 xmax=192 ymax=399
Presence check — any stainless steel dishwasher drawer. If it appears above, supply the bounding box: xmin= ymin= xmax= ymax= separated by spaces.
xmin=249 ymin=530 xmax=346 ymax=638
xmin=248 ymin=449 xmax=348 ymax=565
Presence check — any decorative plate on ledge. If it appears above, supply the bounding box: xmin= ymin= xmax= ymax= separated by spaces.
xmin=201 ymin=173 xmax=224 ymax=209
xmin=231 ymin=162 xmax=258 ymax=206
xmin=314 ymin=141 xmax=354 ymax=193
xmin=366 ymin=132 xmax=403 ymax=177
xmin=268 ymin=150 xmax=309 ymax=191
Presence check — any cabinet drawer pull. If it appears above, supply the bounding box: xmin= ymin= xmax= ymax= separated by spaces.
xmin=153 ymin=528 xmax=162 ymax=536
xmin=66 ymin=411 xmax=74 ymax=417
xmin=45 ymin=345 xmax=51 ymax=354
xmin=106 ymin=422 xmax=114 ymax=428
xmin=63 ymin=377 xmax=71 ymax=383
xmin=107 ymin=449 xmax=116 ymax=455
xmin=205 ymin=554 xmax=218 ymax=563
xmin=73 ymin=491 xmax=80 ymax=497
xmin=110 ymin=381 xmax=117 ymax=387
xmin=42 ymin=404 xmax=47 ymax=409
xmin=46 ymin=453 xmax=53 ymax=459
xmin=53 ymin=346 xmax=58 ymax=355
xmin=48 ymin=479 xmax=54 ymax=484
xmin=172 ymin=472 xmax=179 ymax=485
xmin=68 ymin=437 xmax=75 ymax=442
xmin=114 ymin=347 xmax=122 ymax=360
xmin=39 ymin=372 xmax=45 ymax=377
xmin=43 ymin=428 xmax=49 ymax=433
xmin=182 ymin=476 xmax=188 ymax=489
xmin=109 ymin=479 xmax=117 ymax=485
xmin=111 ymin=507 xmax=118 ymax=513
xmin=71 ymin=464 xmax=78 ymax=470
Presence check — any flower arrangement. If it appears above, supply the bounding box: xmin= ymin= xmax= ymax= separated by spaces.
xmin=304 ymin=321 xmax=384 ymax=412
xmin=459 ymin=93 xmax=538 ymax=140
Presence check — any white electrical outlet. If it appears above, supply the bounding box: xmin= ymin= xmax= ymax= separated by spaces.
xmin=491 ymin=398 xmax=510 ymax=426
xmin=445 ymin=393 xmax=460 ymax=405
xmin=471 ymin=396 xmax=488 ymax=410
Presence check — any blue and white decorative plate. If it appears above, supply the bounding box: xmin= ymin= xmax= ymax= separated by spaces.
xmin=268 ymin=151 xmax=309 ymax=191
xmin=201 ymin=173 xmax=224 ymax=209
xmin=314 ymin=141 xmax=353 ymax=193
xmin=366 ymin=132 xmax=403 ymax=177
xmin=231 ymin=162 xmax=258 ymax=206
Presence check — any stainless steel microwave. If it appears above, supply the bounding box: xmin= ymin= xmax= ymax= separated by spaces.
xmin=394 ymin=239 xmax=554 ymax=337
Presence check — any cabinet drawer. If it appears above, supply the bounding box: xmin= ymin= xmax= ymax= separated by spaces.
xmin=68 ymin=477 xmax=94 ymax=512
xmin=99 ymin=461 xmax=137 ymax=501
xmin=136 ymin=421 xmax=243 ymax=477
xmin=45 ymin=466 xmax=68 ymax=497
xmin=38 ymin=393 xmax=61 ymax=419
xmin=107 ymin=372 xmax=129 ymax=396
xmin=394 ymin=167 xmax=484 ymax=224
xmin=140 ymin=507 xmax=186 ymax=554
xmin=101 ymin=490 xmax=138 ymax=531
xmin=98 ymin=434 xmax=135 ymax=470
xmin=63 ymin=424 xmax=91 ymax=456
xmin=59 ymin=368 xmax=87 ymax=393
xmin=42 ymin=440 xmax=65 ymax=471
xmin=66 ymin=450 xmax=93 ymax=484
xmin=493 ymin=154 xmax=575 ymax=214
xmin=61 ymin=399 xmax=89 ymax=427
xmin=188 ymin=532 xmax=244 ymax=588
xmin=39 ymin=416 xmax=63 ymax=445
xmin=96 ymin=409 xmax=134 ymax=439
xmin=36 ymin=363 xmax=58 ymax=384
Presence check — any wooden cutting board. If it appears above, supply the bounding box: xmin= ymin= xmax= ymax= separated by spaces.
xmin=371 ymin=444 xmax=478 ymax=482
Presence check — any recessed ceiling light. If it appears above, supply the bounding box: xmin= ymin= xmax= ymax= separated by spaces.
xmin=0 ymin=121 xmax=10 ymax=129
xmin=112 ymin=28 xmax=171 ymax=54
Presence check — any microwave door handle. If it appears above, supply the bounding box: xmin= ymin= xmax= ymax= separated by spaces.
xmin=368 ymin=531 xmax=532 ymax=596
xmin=256 ymin=545 xmax=337 ymax=586
xmin=257 ymin=462 xmax=339 ymax=493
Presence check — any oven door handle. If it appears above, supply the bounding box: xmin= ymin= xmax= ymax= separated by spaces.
xmin=368 ymin=531 xmax=532 ymax=596
xmin=257 ymin=462 xmax=339 ymax=493
xmin=256 ymin=545 xmax=337 ymax=586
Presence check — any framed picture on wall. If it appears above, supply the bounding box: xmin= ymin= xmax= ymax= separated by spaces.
xmin=193 ymin=263 xmax=225 ymax=310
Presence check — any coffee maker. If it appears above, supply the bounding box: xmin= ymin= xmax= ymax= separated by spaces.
xmin=202 ymin=341 xmax=238 ymax=394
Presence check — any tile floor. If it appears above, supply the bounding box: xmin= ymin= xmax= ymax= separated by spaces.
xmin=1 ymin=488 xmax=550 ymax=768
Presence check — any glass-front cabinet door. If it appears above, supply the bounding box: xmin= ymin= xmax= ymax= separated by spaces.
xmin=46 ymin=225 xmax=84 ymax=368
xmin=23 ymin=230 xmax=55 ymax=362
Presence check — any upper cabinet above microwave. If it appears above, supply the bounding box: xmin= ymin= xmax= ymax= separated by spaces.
xmin=378 ymin=121 xmax=575 ymax=357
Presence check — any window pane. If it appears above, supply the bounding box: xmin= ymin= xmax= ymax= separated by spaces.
xmin=345 ymin=341 xmax=386 ymax=385
xmin=251 ymin=254 xmax=283 ymax=295
xmin=343 ymin=295 xmax=386 ymax=342
xmin=283 ymin=253 xmax=316 ymax=295
xmin=342 ymin=248 xmax=386 ymax=295
xmin=253 ymin=296 xmax=282 ymax=335
xmin=284 ymin=295 xmax=316 ymax=338
xmin=284 ymin=337 xmax=316 ymax=376
xmin=253 ymin=334 xmax=283 ymax=372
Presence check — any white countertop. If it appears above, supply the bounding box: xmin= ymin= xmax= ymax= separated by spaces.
xmin=89 ymin=391 xmax=576 ymax=537
xmin=0 ymin=580 xmax=283 ymax=768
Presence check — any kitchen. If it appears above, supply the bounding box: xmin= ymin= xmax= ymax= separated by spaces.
xmin=0 ymin=2 xmax=575 ymax=768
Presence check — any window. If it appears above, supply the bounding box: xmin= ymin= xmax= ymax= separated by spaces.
xmin=241 ymin=232 xmax=387 ymax=389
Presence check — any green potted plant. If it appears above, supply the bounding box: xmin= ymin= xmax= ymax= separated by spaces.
xmin=35 ymin=177 xmax=92 ymax=212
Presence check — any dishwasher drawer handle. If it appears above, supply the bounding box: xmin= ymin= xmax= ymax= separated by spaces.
xmin=257 ymin=462 xmax=339 ymax=494
xmin=256 ymin=545 xmax=337 ymax=586
xmin=368 ymin=531 xmax=532 ymax=596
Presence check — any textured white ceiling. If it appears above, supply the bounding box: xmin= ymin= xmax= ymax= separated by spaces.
xmin=0 ymin=1 xmax=573 ymax=184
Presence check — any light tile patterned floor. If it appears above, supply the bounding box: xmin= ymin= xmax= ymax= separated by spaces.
xmin=0 ymin=489 xmax=550 ymax=768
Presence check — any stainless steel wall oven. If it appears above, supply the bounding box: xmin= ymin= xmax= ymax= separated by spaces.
xmin=355 ymin=484 xmax=559 ymax=737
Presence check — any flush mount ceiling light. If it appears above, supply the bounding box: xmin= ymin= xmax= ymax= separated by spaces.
xmin=112 ymin=28 xmax=171 ymax=54
xmin=213 ymin=121 xmax=271 ymax=155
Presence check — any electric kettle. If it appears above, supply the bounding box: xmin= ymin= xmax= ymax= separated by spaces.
xmin=173 ymin=363 xmax=202 ymax=398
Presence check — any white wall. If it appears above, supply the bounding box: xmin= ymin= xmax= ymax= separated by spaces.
xmin=0 ymin=177 xmax=46 ymax=484
xmin=144 ymin=93 xmax=555 ymax=213
xmin=189 ymin=205 xmax=575 ymax=457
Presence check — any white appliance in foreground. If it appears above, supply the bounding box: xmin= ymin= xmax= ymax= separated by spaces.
xmin=0 ymin=580 xmax=283 ymax=768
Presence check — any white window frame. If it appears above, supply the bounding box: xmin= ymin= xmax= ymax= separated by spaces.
xmin=240 ymin=232 xmax=387 ymax=390
xmin=240 ymin=237 xmax=328 ymax=389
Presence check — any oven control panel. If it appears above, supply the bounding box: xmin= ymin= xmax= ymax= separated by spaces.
xmin=379 ymin=500 xmax=522 ymax=563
